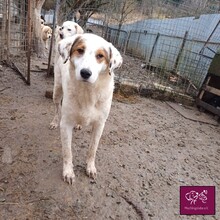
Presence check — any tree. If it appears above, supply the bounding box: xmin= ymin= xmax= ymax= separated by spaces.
xmin=32 ymin=0 xmax=46 ymax=56
xmin=58 ymin=0 xmax=110 ymax=27
xmin=43 ymin=0 xmax=56 ymax=10
xmin=109 ymin=0 xmax=137 ymax=43
xmin=139 ymin=0 xmax=158 ymax=16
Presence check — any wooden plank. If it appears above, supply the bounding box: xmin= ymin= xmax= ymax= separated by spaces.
xmin=167 ymin=101 xmax=219 ymax=125
xmin=204 ymin=85 xmax=220 ymax=96
xmin=199 ymin=76 xmax=211 ymax=99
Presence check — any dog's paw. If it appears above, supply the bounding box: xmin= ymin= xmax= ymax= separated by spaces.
xmin=49 ymin=121 xmax=58 ymax=130
xmin=74 ymin=124 xmax=82 ymax=130
xmin=63 ymin=168 xmax=75 ymax=185
xmin=86 ymin=164 xmax=97 ymax=179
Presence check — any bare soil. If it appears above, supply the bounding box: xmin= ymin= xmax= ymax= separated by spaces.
xmin=0 ymin=63 xmax=219 ymax=220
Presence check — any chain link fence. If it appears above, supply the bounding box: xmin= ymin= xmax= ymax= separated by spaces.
xmin=0 ymin=0 xmax=32 ymax=85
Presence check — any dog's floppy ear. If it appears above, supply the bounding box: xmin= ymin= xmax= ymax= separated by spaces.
xmin=75 ymin=24 xmax=84 ymax=34
xmin=109 ymin=43 xmax=123 ymax=74
xmin=58 ymin=35 xmax=81 ymax=63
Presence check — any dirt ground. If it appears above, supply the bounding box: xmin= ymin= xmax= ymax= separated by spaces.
xmin=0 ymin=63 xmax=220 ymax=220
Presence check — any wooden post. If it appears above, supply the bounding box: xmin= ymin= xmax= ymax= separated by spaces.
xmin=6 ymin=0 xmax=11 ymax=60
xmin=27 ymin=0 xmax=32 ymax=85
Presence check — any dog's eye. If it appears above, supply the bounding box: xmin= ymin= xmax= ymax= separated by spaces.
xmin=96 ymin=54 xmax=104 ymax=59
xmin=68 ymin=28 xmax=71 ymax=32
xmin=77 ymin=48 xmax=84 ymax=54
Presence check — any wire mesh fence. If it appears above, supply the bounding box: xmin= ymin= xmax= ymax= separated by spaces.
xmin=42 ymin=0 xmax=220 ymax=98
xmin=0 ymin=0 xmax=31 ymax=84
xmin=1 ymin=0 xmax=220 ymax=99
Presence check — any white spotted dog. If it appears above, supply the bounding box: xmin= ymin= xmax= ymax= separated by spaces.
xmin=56 ymin=33 xmax=122 ymax=184
xmin=49 ymin=21 xmax=84 ymax=130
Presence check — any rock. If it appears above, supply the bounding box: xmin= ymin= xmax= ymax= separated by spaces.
xmin=141 ymin=63 xmax=146 ymax=69
xmin=0 ymin=197 xmax=6 ymax=202
xmin=2 ymin=147 xmax=12 ymax=164
xmin=148 ymin=213 xmax=154 ymax=217
xmin=45 ymin=90 xmax=53 ymax=99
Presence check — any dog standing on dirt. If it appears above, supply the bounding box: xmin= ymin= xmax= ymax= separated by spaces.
xmin=55 ymin=33 xmax=122 ymax=184
xmin=49 ymin=21 xmax=84 ymax=130
xmin=41 ymin=24 xmax=52 ymax=50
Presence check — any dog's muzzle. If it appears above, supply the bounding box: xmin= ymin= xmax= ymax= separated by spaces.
xmin=59 ymin=33 xmax=64 ymax=39
xmin=80 ymin=68 xmax=92 ymax=80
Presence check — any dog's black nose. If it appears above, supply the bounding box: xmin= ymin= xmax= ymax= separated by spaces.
xmin=80 ymin=68 xmax=92 ymax=79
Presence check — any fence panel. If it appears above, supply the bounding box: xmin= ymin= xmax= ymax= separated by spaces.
xmin=43 ymin=0 xmax=220 ymax=98
xmin=111 ymin=11 xmax=220 ymax=96
xmin=0 ymin=0 xmax=32 ymax=85
xmin=0 ymin=1 xmax=7 ymax=61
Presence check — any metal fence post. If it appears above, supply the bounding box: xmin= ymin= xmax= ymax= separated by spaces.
xmin=174 ymin=31 xmax=188 ymax=71
xmin=149 ymin=33 xmax=160 ymax=64
xmin=124 ymin=30 xmax=131 ymax=54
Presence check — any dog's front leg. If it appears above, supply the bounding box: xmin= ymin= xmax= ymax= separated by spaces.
xmin=49 ymin=67 xmax=62 ymax=130
xmin=45 ymin=40 xmax=48 ymax=50
xmin=60 ymin=121 xmax=75 ymax=184
xmin=86 ymin=121 xmax=105 ymax=179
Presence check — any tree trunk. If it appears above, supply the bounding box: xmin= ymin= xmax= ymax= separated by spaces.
xmin=32 ymin=0 xmax=46 ymax=56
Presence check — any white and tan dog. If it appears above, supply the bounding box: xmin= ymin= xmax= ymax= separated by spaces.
xmin=53 ymin=21 xmax=84 ymax=63
xmin=41 ymin=24 xmax=52 ymax=50
xmin=58 ymin=21 xmax=84 ymax=40
xmin=49 ymin=21 xmax=84 ymax=130
xmin=55 ymin=33 xmax=122 ymax=184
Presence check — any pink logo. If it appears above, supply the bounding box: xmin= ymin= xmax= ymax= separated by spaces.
xmin=185 ymin=190 xmax=207 ymax=205
xmin=180 ymin=186 xmax=215 ymax=215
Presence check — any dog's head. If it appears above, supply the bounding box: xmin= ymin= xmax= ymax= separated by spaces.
xmin=58 ymin=33 xmax=122 ymax=84
xmin=59 ymin=21 xmax=84 ymax=40
xmin=42 ymin=26 xmax=52 ymax=41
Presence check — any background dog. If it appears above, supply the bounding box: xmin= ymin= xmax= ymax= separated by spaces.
xmin=53 ymin=21 xmax=84 ymax=63
xmin=49 ymin=21 xmax=84 ymax=130
xmin=56 ymin=33 xmax=122 ymax=184
xmin=58 ymin=21 xmax=84 ymax=40
xmin=41 ymin=25 xmax=52 ymax=50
